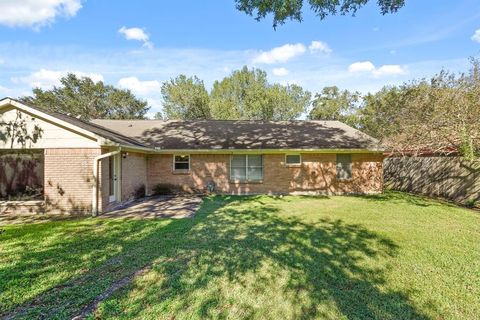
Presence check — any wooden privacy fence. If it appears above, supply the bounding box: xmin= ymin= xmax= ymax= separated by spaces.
xmin=384 ymin=155 xmax=479 ymax=207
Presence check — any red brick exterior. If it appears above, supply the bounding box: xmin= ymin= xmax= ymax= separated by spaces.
xmin=43 ymin=148 xmax=101 ymax=213
xmin=42 ymin=149 xmax=147 ymax=214
xmin=2 ymin=150 xmax=383 ymax=215
xmin=121 ymin=152 xmax=147 ymax=201
xmin=147 ymin=153 xmax=384 ymax=195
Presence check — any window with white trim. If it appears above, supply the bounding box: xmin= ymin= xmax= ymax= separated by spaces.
xmin=285 ymin=154 xmax=301 ymax=166
xmin=230 ymin=155 xmax=263 ymax=182
xmin=336 ymin=154 xmax=352 ymax=180
xmin=173 ymin=155 xmax=190 ymax=171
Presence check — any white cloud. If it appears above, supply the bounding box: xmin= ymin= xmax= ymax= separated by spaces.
xmin=471 ymin=29 xmax=480 ymax=43
xmin=117 ymin=77 xmax=161 ymax=95
xmin=3 ymin=43 xmax=466 ymax=111
xmin=373 ymin=64 xmax=405 ymax=76
xmin=308 ymin=41 xmax=332 ymax=54
xmin=272 ymin=67 xmax=289 ymax=76
xmin=12 ymin=69 xmax=104 ymax=89
xmin=252 ymin=43 xmax=306 ymax=64
xmin=0 ymin=59 xmax=4 ymax=65
xmin=0 ymin=0 xmax=82 ymax=29
xmin=222 ymin=66 xmax=232 ymax=73
xmin=118 ymin=26 xmax=153 ymax=48
xmin=348 ymin=61 xmax=376 ymax=73
xmin=348 ymin=61 xmax=405 ymax=77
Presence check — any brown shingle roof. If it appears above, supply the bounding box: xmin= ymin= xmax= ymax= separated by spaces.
xmin=2 ymin=98 xmax=381 ymax=151
xmin=91 ymin=119 xmax=382 ymax=151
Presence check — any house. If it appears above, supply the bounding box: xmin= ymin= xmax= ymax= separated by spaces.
xmin=0 ymin=97 xmax=384 ymax=215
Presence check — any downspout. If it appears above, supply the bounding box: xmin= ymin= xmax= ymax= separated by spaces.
xmin=92 ymin=148 xmax=121 ymax=217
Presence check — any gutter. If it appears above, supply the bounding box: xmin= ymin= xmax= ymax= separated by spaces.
xmin=91 ymin=148 xmax=121 ymax=217
xmin=99 ymin=144 xmax=385 ymax=155
xmin=147 ymin=148 xmax=386 ymax=154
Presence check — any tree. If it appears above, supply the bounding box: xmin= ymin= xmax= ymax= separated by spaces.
xmin=22 ymin=74 xmax=149 ymax=120
xmin=210 ymin=66 xmax=311 ymax=120
xmin=360 ymin=60 xmax=480 ymax=160
xmin=161 ymin=75 xmax=211 ymax=120
xmin=359 ymin=86 xmax=405 ymax=139
xmin=267 ymin=84 xmax=312 ymax=120
xmin=309 ymin=86 xmax=360 ymax=127
xmin=235 ymin=0 xmax=405 ymax=28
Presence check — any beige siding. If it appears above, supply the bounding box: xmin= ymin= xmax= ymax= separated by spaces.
xmin=0 ymin=106 xmax=98 ymax=149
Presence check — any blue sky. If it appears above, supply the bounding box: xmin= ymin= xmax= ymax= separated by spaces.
xmin=1 ymin=0 xmax=480 ymax=116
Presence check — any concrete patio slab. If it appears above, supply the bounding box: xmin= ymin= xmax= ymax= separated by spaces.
xmin=101 ymin=195 xmax=203 ymax=219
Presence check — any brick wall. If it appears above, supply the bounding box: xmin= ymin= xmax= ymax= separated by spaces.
xmin=121 ymin=152 xmax=147 ymax=201
xmin=44 ymin=148 xmax=101 ymax=213
xmin=147 ymin=153 xmax=384 ymax=195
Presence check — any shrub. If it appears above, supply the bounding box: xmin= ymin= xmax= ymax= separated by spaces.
xmin=153 ymin=183 xmax=179 ymax=195
xmin=465 ymin=199 xmax=477 ymax=208
xmin=134 ymin=184 xmax=146 ymax=199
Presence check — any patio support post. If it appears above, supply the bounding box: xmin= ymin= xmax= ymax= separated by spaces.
xmin=91 ymin=148 xmax=121 ymax=217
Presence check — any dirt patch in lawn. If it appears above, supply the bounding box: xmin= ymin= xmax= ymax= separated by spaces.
xmin=72 ymin=265 xmax=152 ymax=320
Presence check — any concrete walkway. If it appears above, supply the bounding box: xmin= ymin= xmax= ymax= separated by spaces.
xmin=101 ymin=195 xmax=203 ymax=219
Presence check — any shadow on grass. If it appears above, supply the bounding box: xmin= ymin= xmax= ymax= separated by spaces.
xmin=353 ymin=190 xmax=458 ymax=208
xmin=2 ymin=195 xmax=429 ymax=319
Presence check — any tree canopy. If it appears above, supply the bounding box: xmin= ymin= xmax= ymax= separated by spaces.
xmin=210 ymin=66 xmax=311 ymax=120
xmin=366 ymin=62 xmax=480 ymax=159
xmin=308 ymin=61 xmax=480 ymax=159
xmin=162 ymin=66 xmax=311 ymax=121
xmin=309 ymin=86 xmax=360 ymax=127
xmin=235 ymin=0 xmax=405 ymax=28
xmin=22 ymin=74 xmax=150 ymax=120
xmin=161 ymin=75 xmax=211 ymax=120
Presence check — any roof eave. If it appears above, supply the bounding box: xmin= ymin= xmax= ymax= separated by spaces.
xmin=100 ymin=146 xmax=385 ymax=154
xmin=1 ymin=98 xmax=104 ymax=144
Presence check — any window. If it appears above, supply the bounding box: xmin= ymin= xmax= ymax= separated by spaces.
xmin=336 ymin=154 xmax=352 ymax=180
xmin=285 ymin=154 xmax=301 ymax=166
xmin=230 ymin=155 xmax=263 ymax=182
xmin=173 ymin=155 xmax=190 ymax=171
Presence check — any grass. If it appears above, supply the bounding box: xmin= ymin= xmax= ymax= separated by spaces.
xmin=0 ymin=192 xmax=479 ymax=319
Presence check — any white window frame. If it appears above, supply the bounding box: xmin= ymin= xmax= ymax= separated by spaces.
xmin=173 ymin=154 xmax=190 ymax=172
xmin=285 ymin=154 xmax=302 ymax=167
xmin=230 ymin=154 xmax=264 ymax=183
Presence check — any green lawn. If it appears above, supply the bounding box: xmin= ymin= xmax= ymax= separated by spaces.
xmin=0 ymin=192 xmax=479 ymax=319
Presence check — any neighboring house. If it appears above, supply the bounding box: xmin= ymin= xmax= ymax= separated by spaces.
xmin=0 ymin=97 xmax=384 ymax=215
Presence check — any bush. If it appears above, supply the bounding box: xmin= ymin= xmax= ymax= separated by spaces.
xmin=465 ymin=199 xmax=477 ymax=208
xmin=152 ymin=183 xmax=179 ymax=195
xmin=0 ymin=186 xmax=43 ymax=201
xmin=134 ymin=184 xmax=146 ymax=199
